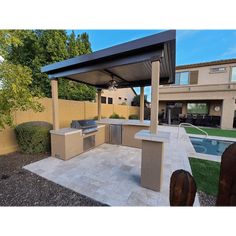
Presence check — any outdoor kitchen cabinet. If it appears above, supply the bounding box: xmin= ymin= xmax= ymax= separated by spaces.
xmin=50 ymin=125 xmax=106 ymax=161
xmin=122 ymin=125 xmax=149 ymax=148
xmin=95 ymin=125 xmax=105 ymax=146
xmin=50 ymin=128 xmax=83 ymax=160
xmin=96 ymin=119 xmax=151 ymax=147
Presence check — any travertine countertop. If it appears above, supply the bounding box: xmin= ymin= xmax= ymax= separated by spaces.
xmin=135 ymin=130 xmax=170 ymax=142
xmin=50 ymin=128 xmax=82 ymax=136
xmin=50 ymin=125 xmax=105 ymax=136
xmin=97 ymin=119 xmax=150 ymax=127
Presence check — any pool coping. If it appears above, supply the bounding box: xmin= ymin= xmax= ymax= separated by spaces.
xmin=185 ymin=134 xmax=236 ymax=163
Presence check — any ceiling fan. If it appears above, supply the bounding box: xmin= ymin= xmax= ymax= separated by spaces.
xmin=107 ymin=75 xmax=118 ymax=91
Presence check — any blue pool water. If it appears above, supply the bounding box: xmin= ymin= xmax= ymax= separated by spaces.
xmin=189 ymin=137 xmax=234 ymax=156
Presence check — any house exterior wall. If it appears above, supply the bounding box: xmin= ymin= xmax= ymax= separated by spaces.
xmin=159 ymin=100 xmax=223 ymax=117
xmin=176 ymin=62 xmax=236 ymax=85
xmin=97 ymin=88 xmax=136 ymax=105
xmin=159 ymin=59 xmax=236 ymax=129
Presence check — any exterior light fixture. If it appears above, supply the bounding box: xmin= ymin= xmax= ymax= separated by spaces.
xmin=108 ymin=76 xmax=118 ymax=91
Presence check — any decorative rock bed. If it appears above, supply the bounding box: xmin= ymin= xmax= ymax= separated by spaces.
xmin=0 ymin=152 xmax=105 ymax=206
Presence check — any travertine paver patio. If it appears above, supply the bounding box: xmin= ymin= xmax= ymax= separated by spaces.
xmin=24 ymin=126 xmax=200 ymax=206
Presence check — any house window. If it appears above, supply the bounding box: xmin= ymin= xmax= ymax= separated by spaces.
xmin=101 ymin=96 xmax=106 ymax=104
xmin=231 ymin=67 xmax=236 ymax=82
xmin=187 ymin=103 xmax=208 ymax=115
xmin=175 ymin=71 xmax=189 ymax=85
xmin=210 ymin=67 xmax=227 ymax=73
xmin=108 ymin=97 xmax=113 ymax=104
xmin=124 ymin=98 xmax=127 ymax=101
xmin=118 ymin=97 xmax=122 ymax=100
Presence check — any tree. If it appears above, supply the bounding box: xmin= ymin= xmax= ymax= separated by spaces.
xmin=68 ymin=31 xmax=79 ymax=57
xmin=77 ymin=32 xmax=92 ymax=55
xmin=32 ymin=30 xmax=69 ymax=97
xmin=0 ymin=31 xmax=43 ymax=130
xmin=131 ymin=94 xmax=150 ymax=107
xmin=6 ymin=30 xmax=96 ymax=101
xmin=0 ymin=30 xmax=23 ymax=58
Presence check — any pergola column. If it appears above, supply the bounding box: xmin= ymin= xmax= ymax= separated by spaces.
xmin=150 ymin=60 xmax=160 ymax=134
xmin=140 ymin=86 xmax=145 ymax=122
xmin=97 ymin=89 xmax=102 ymax=120
xmin=51 ymin=79 xmax=59 ymax=130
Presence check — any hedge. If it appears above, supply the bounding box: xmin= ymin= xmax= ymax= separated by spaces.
xmin=109 ymin=113 xmax=125 ymax=119
xmin=129 ymin=114 xmax=139 ymax=120
xmin=15 ymin=121 xmax=52 ymax=154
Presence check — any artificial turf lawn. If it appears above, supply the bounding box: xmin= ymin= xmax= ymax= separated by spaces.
xmin=185 ymin=127 xmax=236 ymax=138
xmin=189 ymin=158 xmax=220 ymax=196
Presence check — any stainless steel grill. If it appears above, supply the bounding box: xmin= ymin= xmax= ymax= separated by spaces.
xmin=71 ymin=119 xmax=98 ymax=134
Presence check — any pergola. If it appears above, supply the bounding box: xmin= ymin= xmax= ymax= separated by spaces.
xmin=41 ymin=30 xmax=176 ymax=134
xmin=42 ymin=30 xmax=176 ymax=192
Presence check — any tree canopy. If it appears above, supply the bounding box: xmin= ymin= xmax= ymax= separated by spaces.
xmin=131 ymin=94 xmax=150 ymax=107
xmin=0 ymin=30 xmax=43 ymax=130
xmin=6 ymin=30 xmax=96 ymax=101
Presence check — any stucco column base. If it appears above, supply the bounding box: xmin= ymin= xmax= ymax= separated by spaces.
xmin=135 ymin=129 xmax=170 ymax=192
xmin=141 ymin=140 xmax=163 ymax=191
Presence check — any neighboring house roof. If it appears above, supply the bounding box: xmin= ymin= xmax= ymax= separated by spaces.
xmin=176 ymin=58 xmax=236 ymax=70
xmin=131 ymin=88 xmax=137 ymax=95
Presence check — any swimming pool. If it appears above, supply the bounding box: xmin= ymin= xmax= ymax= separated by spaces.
xmin=189 ymin=137 xmax=234 ymax=156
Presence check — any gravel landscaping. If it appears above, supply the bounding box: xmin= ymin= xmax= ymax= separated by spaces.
xmin=0 ymin=152 xmax=105 ymax=206
xmin=198 ymin=191 xmax=217 ymax=206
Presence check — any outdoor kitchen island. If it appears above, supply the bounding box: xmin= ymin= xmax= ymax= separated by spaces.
xmin=96 ymin=119 xmax=150 ymax=148
xmin=50 ymin=124 xmax=105 ymax=160
xmin=50 ymin=119 xmax=150 ymax=161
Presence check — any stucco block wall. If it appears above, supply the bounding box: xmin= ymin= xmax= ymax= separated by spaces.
xmin=0 ymin=98 xmax=139 ymax=155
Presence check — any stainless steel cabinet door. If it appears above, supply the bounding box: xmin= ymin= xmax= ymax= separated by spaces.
xmin=83 ymin=135 xmax=95 ymax=151
xmin=109 ymin=125 xmax=122 ymax=145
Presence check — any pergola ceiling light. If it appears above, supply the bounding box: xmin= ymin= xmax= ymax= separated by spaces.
xmin=107 ymin=76 xmax=118 ymax=91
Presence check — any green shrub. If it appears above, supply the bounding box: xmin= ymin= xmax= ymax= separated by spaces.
xmin=129 ymin=114 xmax=139 ymax=120
xmin=15 ymin=121 xmax=52 ymax=154
xmin=94 ymin=115 xmax=106 ymax=120
xmin=109 ymin=113 xmax=120 ymax=119
xmin=109 ymin=113 xmax=125 ymax=119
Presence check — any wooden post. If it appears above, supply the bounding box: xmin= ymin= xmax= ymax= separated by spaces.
xmin=150 ymin=60 xmax=160 ymax=134
xmin=97 ymin=89 xmax=102 ymax=120
xmin=51 ymin=79 xmax=59 ymax=130
xmin=140 ymin=86 xmax=145 ymax=122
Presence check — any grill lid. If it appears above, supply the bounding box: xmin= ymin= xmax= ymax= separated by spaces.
xmin=71 ymin=119 xmax=97 ymax=129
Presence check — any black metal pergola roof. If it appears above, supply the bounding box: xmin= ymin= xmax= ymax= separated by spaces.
xmin=41 ymin=30 xmax=176 ymax=89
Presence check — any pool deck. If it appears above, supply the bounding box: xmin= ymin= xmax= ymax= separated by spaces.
xmin=24 ymin=126 xmax=200 ymax=206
